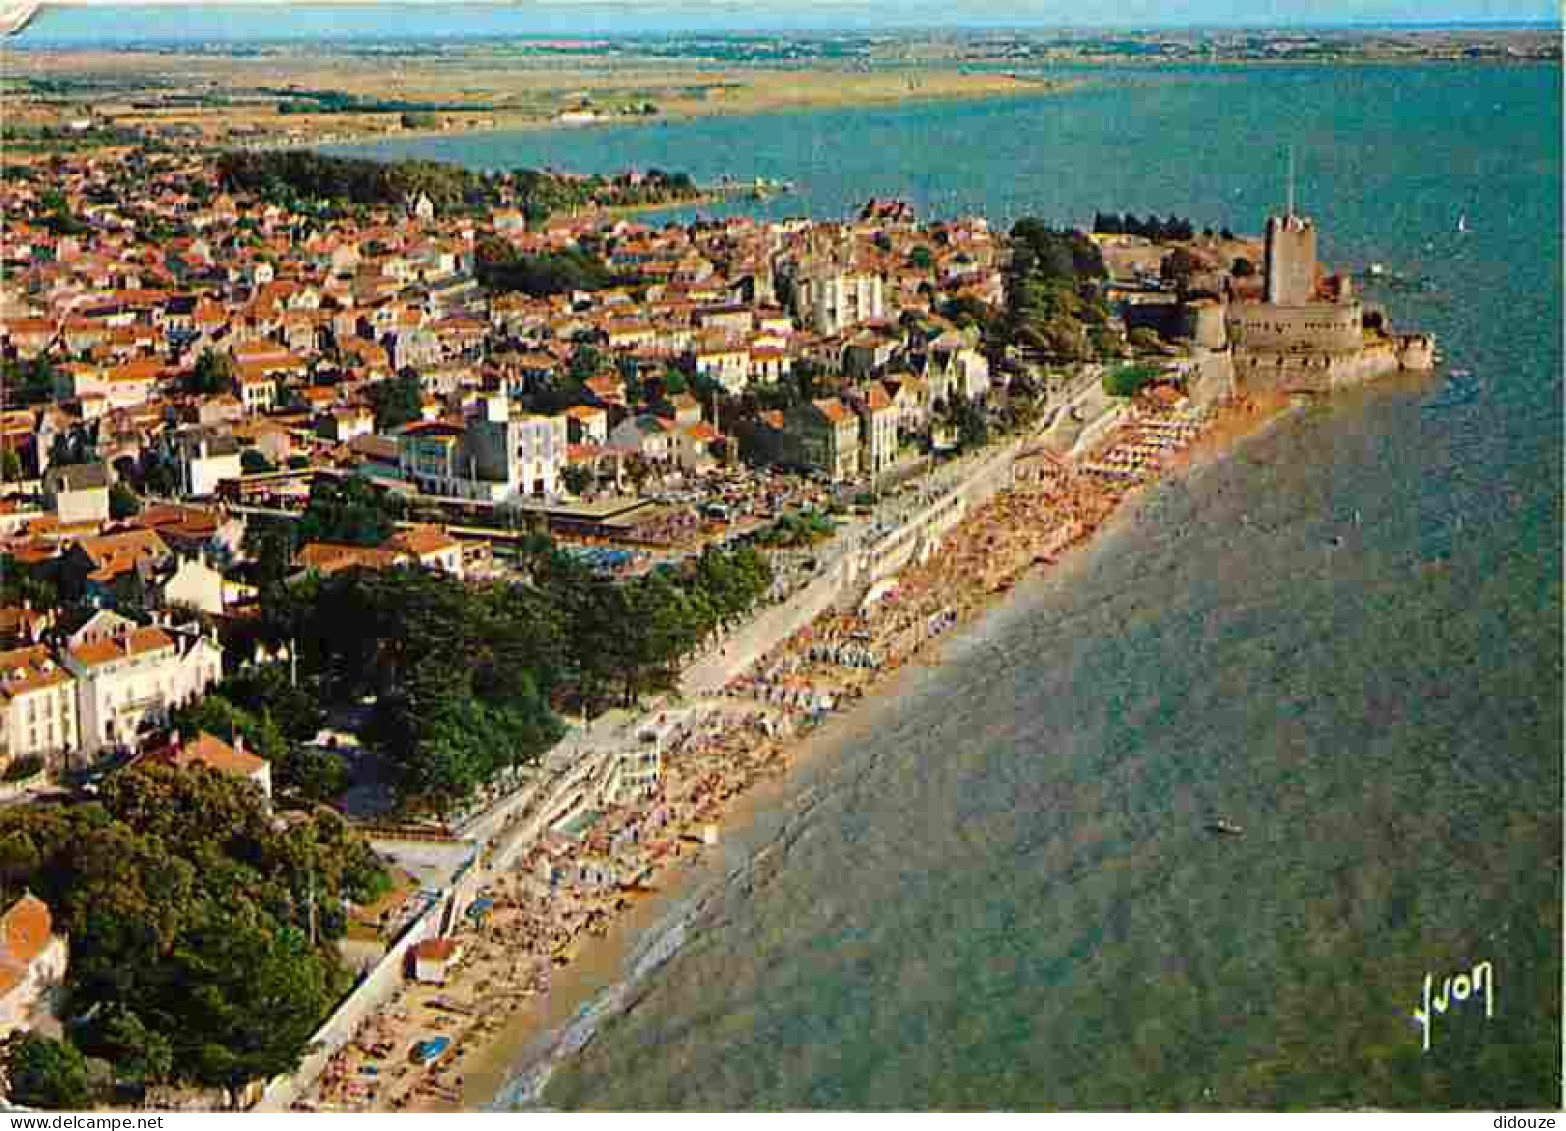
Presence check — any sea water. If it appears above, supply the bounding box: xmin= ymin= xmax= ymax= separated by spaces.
xmin=134 ymin=54 xmax=1566 ymax=1107
xmin=437 ymin=64 xmax=1559 ymax=1110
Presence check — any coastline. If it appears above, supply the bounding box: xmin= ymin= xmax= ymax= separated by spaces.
xmin=476 ymin=392 xmax=1301 ymax=1113
xmin=291 ymin=386 xmax=1299 ymax=1115
xmin=276 ymin=77 xmax=1079 ymax=153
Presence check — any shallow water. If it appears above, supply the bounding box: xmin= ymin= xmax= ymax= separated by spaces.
xmin=352 ymin=62 xmax=1558 ymax=1108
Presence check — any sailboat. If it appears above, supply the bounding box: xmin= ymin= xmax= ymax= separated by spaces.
xmin=1457 ymin=213 xmax=1468 ymax=234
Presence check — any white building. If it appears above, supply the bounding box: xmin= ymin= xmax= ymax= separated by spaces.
xmin=41 ymin=463 xmax=110 ymax=526
xmin=785 ymin=266 xmax=886 ymax=336
xmin=0 ymin=646 xmax=78 ymax=775
xmin=515 ymin=413 xmax=567 ymax=498
xmin=175 ymin=431 xmax=243 ymax=498
xmin=63 ymin=621 xmax=223 ymax=762
xmin=154 ymin=555 xmax=227 ymax=617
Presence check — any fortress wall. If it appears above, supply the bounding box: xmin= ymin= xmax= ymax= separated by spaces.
xmin=1233 ymin=342 xmax=1404 ymax=395
xmin=1226 ymin=300 xmax=1363 ymax=353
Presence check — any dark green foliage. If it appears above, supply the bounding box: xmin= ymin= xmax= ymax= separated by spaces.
xmin=1232 ymin=256 xmax=1257 ymax=278
xmin=38 ymin=189 xmax=88 ymax=237
xmin=1010 ymin=219 xmax=1107 ymax=282
xmin=475 ymin=238 xmax=625 ymax=297
xmin=755 ymin=510 xmax=836 ymax=548
xmin=947 ymin=396 xmax=991 ymax=452
xmin=561 ymin=464 xmax=595 ymax=496
xmin=0 ymin=766 xmax=387 ymax=1094
xmin=217 ymin=151 xmax=488 ymax=209
xmin=1001 ymin=218 xmax=1113 ymax=365
xmin=267 ymin=543 xmax=772 ymax=811
xmin=569 ymin=344 xmax=606 ymax=383
xmin=108 ymin=483 xmax=141 ymax=520
xmin=0 ymin=553 xmax=58 ymax=610
xmin=278 ymin=567 xmax=566 ymax=811
xmin=1103 ymin=363 xmax=1161 ymax=398
xmin=1 ymin=755 xmax=43 ymax=783
xmin=366 ymin=372 xmax=423 ymax=430
xmin=1 ymin=356 xmax=59 ymax=407
xmin=1093 ymin=212 xmax=1198 ymax=241
xmin=217 ymin=663 xmax=327 ymax=744
xmin=185 ymin=349 xmax=235 ymax=397
xmin=214 ymin=151 xmax=699 ymax=221
xmin=940 ymin=294 xmax=998 ymax=332
xmin=240 ymin=448 xmax=273 ymax=475
xmin=3 ymin=1033 xmax=95 ymax=1109
xmin=295 ymin=475 xmax=403 ymax=548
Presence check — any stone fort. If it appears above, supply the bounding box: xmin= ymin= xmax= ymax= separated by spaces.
xmin=1179 ymin=205 xmax=1434 ymax=401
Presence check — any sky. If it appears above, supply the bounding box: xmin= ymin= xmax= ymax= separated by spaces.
xmin=28 ymin=0 xmax=1563 ymax=23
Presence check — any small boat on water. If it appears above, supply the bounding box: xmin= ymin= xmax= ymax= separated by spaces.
xmin=1457 ymin=213 xmax=1469 ymax=234
xmin=409 ymin=1036 xmax=452 ymax=1066
xmin=1206 ymin=818 xmax=1244 ymax=837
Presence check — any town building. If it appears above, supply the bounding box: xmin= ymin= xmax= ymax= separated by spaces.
xmin=0 ymin=646 xmax=78 ymax=775
xmin=62 ymin=620 xmax=223 ymax=762
xmin=41 ymin=463 xmax=110 ymax=526
xmin=143 ymin=730 xmax=272 ymax=801
xmin=846 ymin=382 xmax=899 ymax=479
xmin=783 ymin=398 xmax=861 ymax=483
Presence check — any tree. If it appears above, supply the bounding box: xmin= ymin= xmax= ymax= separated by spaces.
xmin=0 ymin=554 xmax=57 ymax=609
xmin=3 ymin=1033 xmax=95 ymax=1109
xmin=1160 ymin=247 xmax=1203 ymax=286
xmin=170 ymin=694 xmax=290 ymax=772
xmin=240 ymin=448 xmax=274 ymax=475
xmin=0 ymin=356 xmax=59 ymax=406
xmin=569 ymin=344 xmax=604 ymax=385
xmin=659 ymin=367 xmax=689 ymax=397
xmin=1231 ymin=256 xmax=1257 ymax=278
xmin=296 ymin=476 xmax=402 ymax=547
xmin=0 ymin=450 xmax=21 ymax=482
xmin=561 ymin=464 xmax=595 ymax=497
xmin=96 ymin=1008 xmax=173 ymax=1089
xmin=186 ymin=350 xmax=235 ymax=397
xmin=908 ymin=245 xmax=935 ymax=270
xmin=108 ymin=482 xmax=141 ymax=519
xmin=1103 ymin=363 xmax=1160 ymax=398
xmin=366 ymin=372 xmax=423 ymax=431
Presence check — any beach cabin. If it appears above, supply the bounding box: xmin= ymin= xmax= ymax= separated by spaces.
xmin=409 ymin=937 xmax=461 ymax=985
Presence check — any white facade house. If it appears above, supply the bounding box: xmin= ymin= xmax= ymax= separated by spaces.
xmin=155 ymin=555 xmax=227 ymax=617
xmin=176 ymin=431 xmax=243 ymax=497
xmin=787 ymin=268 xmax=885 ymax=336
xmin=41 ymin=463 xmax=110 ymax=526
xmin=515 ymin=413 xmax=567 ymax=498
xmin=62 ymin=622 xmax=223 ymax=762
xmin=0 ymin=647 xmax=78 ymax=774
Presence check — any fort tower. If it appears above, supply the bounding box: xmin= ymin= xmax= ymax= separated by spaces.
xmin=1264 ymin=213 xmax=1318 ymax=305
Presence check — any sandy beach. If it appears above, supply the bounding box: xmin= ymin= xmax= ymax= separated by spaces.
xmin=292 ymin=387 xmax=1294 ymax=1114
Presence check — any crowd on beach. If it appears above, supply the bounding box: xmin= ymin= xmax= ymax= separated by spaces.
xmin=294 ymin=388 xmax=1225 ymax=1114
